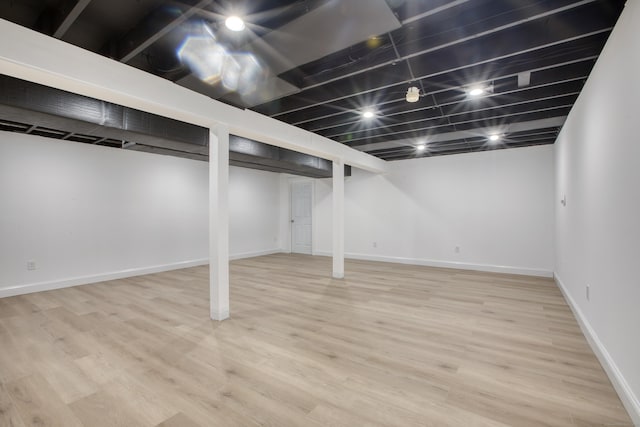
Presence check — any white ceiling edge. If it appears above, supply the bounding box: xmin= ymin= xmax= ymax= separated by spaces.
xmin=0 ymin=19 xmax=387 ymax=174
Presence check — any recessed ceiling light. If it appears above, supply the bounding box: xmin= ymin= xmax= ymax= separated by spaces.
xmin=362 ymin=110 xmax=375 ymax=119
xmin=416 ymin=144 xmax=426 ymax=151
xmin=469 ymin=87 xmax=485 ymax=97
xmin=225 ymin=16 xmax=245 ymax=32
xmin=489 ymin=134 xmax=500 ymax=142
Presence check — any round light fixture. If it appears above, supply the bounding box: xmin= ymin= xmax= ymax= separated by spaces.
xmin=366 ymin=36 xmax=382 ymax=49
xmin=362 ymin=110 xmax=375 ymax=119
xmin=469 ymin=87 xmax=485 ymax=97
xmin=406 ymin=86 xmax=420 ymax=103
xmin=416 ymin=144 xmax=426 ymax=151
xmin=225 ymin=16 xmax=245 ymax=32
xmin=489 ymin=134 xmax=500 ymax=142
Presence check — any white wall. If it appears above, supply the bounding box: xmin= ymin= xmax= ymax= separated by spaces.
xmin=228 ymin=166 xmax=282 ymax=258
xmin=0 ymin=131 xmax=281 ymax=297
xmin=554 ymin=0 xmax=640 ymax=423
xmin=313 ymin=145 xmax=555 ymax=276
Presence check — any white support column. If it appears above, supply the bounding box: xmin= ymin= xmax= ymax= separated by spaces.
xmin=332 ymin=159 xmax=345 ymax=279
xmin=209 ymin=125 xmax=230 ymax=320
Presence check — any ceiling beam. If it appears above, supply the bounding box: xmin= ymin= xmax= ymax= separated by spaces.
xmin=53 ymin=0 xmax=92 ymax=39
xmin=117 ymin=0 xmax=213 ymax=64
xmin=401 ymin=0 xmax=472 ymax=25
xmin=0 ymin=19 xmax=387 ymax=173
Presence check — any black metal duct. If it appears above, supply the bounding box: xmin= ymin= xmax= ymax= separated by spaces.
xmin=0 ymin=74 xmax=349 ymax=178
xmin=228 ymin=136 xmax=350 ymax=178
xmin=0 ymin=74 xmax=208 ymax=154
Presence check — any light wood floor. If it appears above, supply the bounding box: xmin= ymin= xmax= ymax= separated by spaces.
xmin=0 ymin=254 xmax=633 ymax=427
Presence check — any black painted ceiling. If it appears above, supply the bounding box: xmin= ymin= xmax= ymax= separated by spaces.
xmin=0 ymin=0 xmax=626 ymax=160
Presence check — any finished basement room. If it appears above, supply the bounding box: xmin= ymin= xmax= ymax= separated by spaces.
xmin=0 ymin=0 xmax=638 ymax=426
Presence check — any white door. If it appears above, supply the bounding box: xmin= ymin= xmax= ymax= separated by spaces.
xmin=291 ymin=181 xmax=313 ymax=254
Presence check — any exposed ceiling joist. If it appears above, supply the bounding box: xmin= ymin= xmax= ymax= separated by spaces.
xmin=270 ymin=28 xmax=611 ymax=119
xmin=307 ymin=76 xmax=588 ymax=133
xmin=401 ymin=0 xmax=472 ymax=25
xmin=325 ymin=94 xmax=579 ymax=140
xmin=342 ymin=105 xmax=573 ymax=145
xmin=246 ymin=0 xmax=400 ymax=75
xmin=53 ymin=0 xmax=92 ymax=39
xmin=354 ymin=117 xmax=568 ymax=153
xmin=291 ymin=56 xmax=596 ymax=128
xmin=270 ymin=0 xmax=601 ymax=116
xmin=117 ymin=0 xmax=213 ymax=64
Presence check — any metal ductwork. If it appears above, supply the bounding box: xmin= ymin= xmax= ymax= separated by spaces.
xmin=228 ymin=136 xmax=349 ymax=178
xmin=0 ymin=74 xmax=350 ymax=178
xmin=0 ymin=74 xmax=208 ymax=153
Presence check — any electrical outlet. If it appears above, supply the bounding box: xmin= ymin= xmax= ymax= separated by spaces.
xmin=586 ymin=285 xmax=590 ymax=301
xmin=372 ymin=241 xmax=377 ymax=248
xmin=27 ymin=260 xmax=36 ymax=271
xmin=454 ymin=246 xmax=460 ymax=253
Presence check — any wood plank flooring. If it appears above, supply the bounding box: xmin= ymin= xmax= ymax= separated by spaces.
xmin=0 ymin=254 xmax=633 ymax=426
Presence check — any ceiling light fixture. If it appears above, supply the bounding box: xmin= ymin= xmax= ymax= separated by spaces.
xmin=406 ymin=86 xmax=420 ymax=103
xmin=366 ymin=36 xmax=382 ymax=49
xmin=489 ymin=134 xmax=501 ymax=142
xmin=362 ymin=110 xmax=375 ymax=119
xmin=416 ymin=144 xmax=426 ymax=151
xmin=225 ymin=16 xmax=245 ymax=32
xmin=468 ymin=87 xmax=485 ymax=97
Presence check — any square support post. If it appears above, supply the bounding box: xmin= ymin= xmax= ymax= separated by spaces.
xmin=209 ymin=125 xmax=229 ymax=320
xmin=332 ymin=159 xmax=345 ymax=279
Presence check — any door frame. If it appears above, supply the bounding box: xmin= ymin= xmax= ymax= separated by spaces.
xmin=288 ymin=178 xmax=315 ymax=255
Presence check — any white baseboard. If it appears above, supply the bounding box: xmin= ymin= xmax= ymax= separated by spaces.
xmin=229 ymin=248 xmax=283 ymax=261
xmin=555 ymin=273 xmax=640 ymax=426
xmin=313 ymin=251 xmax=553 ymax=277
xmin=0 ymin=249 xmax=285 ymax=299
xmin=0 ymin=258 xmax=209 ymax=298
